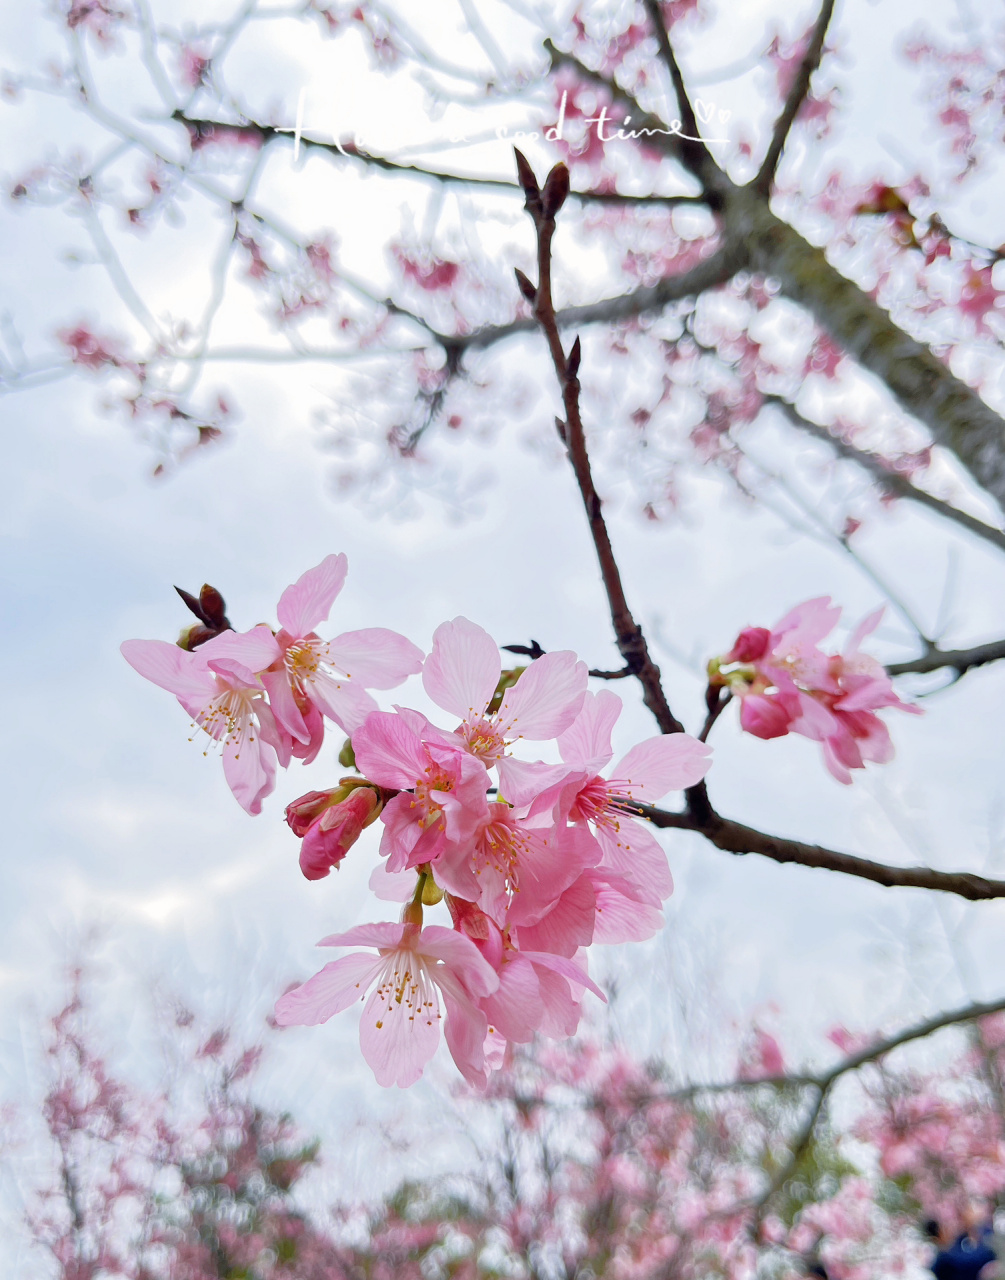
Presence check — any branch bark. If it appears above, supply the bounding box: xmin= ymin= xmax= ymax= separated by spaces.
xmin=625 ymin=800 xmax=1005 ymax=901
xmin=730 ymin=191 xmax=1005 ymax=514
xmin=887 ymin=637 xmax=1005 ymax=677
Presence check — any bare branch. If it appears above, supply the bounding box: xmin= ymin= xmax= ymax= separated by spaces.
xmin=172 ymin=113 xmax=705 ymax=206
xmin=624 ymin=801 xmax=1005 ymax=901
xmin=641 ymin=0 xmax=718 ymax=175
xmin=769 ymin=396 xmax=1005 ymax=556
xmin=887 ymin=637 xmax=1005 ymax=678
xmin=754 ymin=0 xmax=837 ymax=193
xmin=520 ymin=155 xmax=685 ymax=737
xmin=455 ymin=244 xmax=741 ymax=353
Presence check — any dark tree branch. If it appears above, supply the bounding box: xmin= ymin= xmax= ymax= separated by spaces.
xmin=519 ymin=153 xmax=685 ymax=737
xmin=172 ymin=112 xmax=705 ymax=206
xmin=754 ymin=0 xmax=837 ymax=194
xmin=768 ymin=396 xmax=1005 ymax=556
xmin=454 ymin=244 xmax=741 ymax=353
xmin=640 ymin=0 xmax=717 ymax=179
xmin=620 ymin=800 xmax=1005 ymax=901
xmin=887 ymin=637 xmax=1005 ymax=678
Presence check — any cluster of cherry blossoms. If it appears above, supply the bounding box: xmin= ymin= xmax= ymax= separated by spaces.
xmin=122 ymin=555 xmax=712 ymax=1088
xmin=122 ymin=559 xmax=915 ymax=1089
xmin=711 ymin=596 xmax=921 ymax=784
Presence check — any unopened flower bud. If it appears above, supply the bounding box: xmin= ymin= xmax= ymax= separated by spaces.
xmin=289 ymin=784 xmax=385 ymax=880
xmin=724 ymin=626 xmax=771 ymax=664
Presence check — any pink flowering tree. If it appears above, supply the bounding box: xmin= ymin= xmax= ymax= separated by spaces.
xmin=7 ymin=0 xmax=1005 ymax=1112
xmin=17 ymin=970 xmax=342 ymax=1279
xmin=18 ymin=974 xmax=1005 ymax=1280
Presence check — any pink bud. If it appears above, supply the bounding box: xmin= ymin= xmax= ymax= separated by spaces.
xmin=739 ymin=692 xmax=793 ymax=740
xmin=725 ymin=626 xmax=771 ymax=664
xmin=285 ymin=788 xmax=345 ymax=837
xmin=298 ymin=787 xmax=383 ymax=881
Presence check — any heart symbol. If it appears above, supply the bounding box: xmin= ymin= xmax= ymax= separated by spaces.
xmin=718 ymin=108 xmax=732 ymax=123
xmin=694 ymin=98 xmax=715 ymax=125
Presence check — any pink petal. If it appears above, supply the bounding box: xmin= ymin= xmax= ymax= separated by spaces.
xmin=260 ymin=667 xmax=309 ymax=744
xmin=359 ymin=972 xmax=440 ymax=1088
xmin=557 ymin=689 xmax=622 ymax=770
xmin=845 ymin=606 xmax=884 ymax=657
xmin=368 ymin=861 xmax=417 ymax=902
xmin=771 ymin=596 xmax=840 ymax=649
xmin=480 ymin=956 xmax=542 ymax=1043
xmin=597 ymin=820 xmax=673 ymax=901
xmin=418 ymin=926 xmax=500 ymax=998
xmin=326 ymin=628 xmax=423 ymax=689
xmin=306 ymin=677 xmax=378 ymax=734
xmin=589 ymin=870 xmax=664 ymax=943
xmin=276 ymin=553 xmax=348 ymax=636
xmin=822 ymin=738 xmax=854 ymax=785
xmin=256 ymin=699 xmax=292 ymax=769
xmin=120 ymin=638 xmax=214 ymax=703
xmin=197 ymin=625 xmax=281 ymax=678
xmin=516 ymin=876 xmax=596 ymax=957
xmin=422 ymin=617 xmax=500 ymax=719
xmin=318 ymin=922 xmax=407 ymax=949
xmin=613 ymin=733 xmax=712 ymax=799
xmin=497 ymin=650 xmax=587 ymax=740
xmin=351 ymin=712 xmax=429 ymax=788
xmin=273 ymin=952 xmax=383 ymax=1026
xmin=739 ymin=692 xmax=793 ymax=740
xmin=505 ymin=822 xmax=600 ymax=927
xmin=533 ymin=965 xmax=583 ymax=1038
xmin=524 ymin=948 xmax=606 ymax=1001
xmin=495 ymin=757 xmax=578 ymax=810
xmin=222 ymin=735 xmax=276 ymax=815
xmin=789 ymin=692 xmax=842 ymax=743
xmin=436 ymin=967 xmax=490 ymax=1088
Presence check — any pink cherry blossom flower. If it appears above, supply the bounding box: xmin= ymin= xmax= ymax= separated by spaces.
xmin=352 ymin=710 xmax=490 ymax=890
xmin=718 ymin=599 xmax=920 ymax=783
xmin=422 ymin=616 xmax=587 ymax=764
xmin=261 ymin=554 xmax=424 ymax=757
xmin=121 ymin=625 xmax=284 ymax=814
xmin=274 ymin=920 xmax=499 ymax=1088
xmin=469 ymin=805 xmax=600 ymax=933
xmin=498 ymin=691 xmax=711 ymax=905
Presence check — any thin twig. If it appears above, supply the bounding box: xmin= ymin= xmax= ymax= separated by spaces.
xmin=519 ymin=153 xmax=685 ymax=737
xmin=770 ymin=397 xmax=1005 ymax=556
xmin=754 ymin=0 xmax=837 ymax=193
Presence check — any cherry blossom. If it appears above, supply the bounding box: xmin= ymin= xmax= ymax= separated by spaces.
xmin=714 ymin=598 xmax=921 ymax=783
xmin=422 ymin=616 xmax=587 ymax=764
xmin=499 ymin=690 xmax=712 ymax=909
xmin=274 ymin=915 xmax=499 ymax=1088
xmin=261 ymin=554 xmax=423 ymax=760
xmin=121 ymin=625 xmax=284 ymax=814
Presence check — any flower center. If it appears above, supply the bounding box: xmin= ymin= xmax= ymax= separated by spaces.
xmin=194 ymin=686 xmax=259 ymax=757
xmin=457 ymin=716 xmax=507 ymax=763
